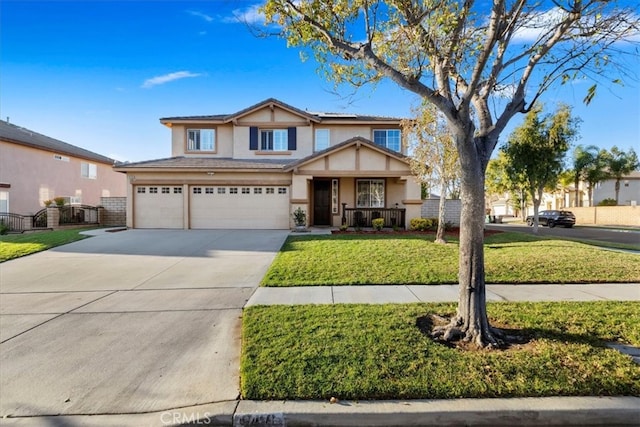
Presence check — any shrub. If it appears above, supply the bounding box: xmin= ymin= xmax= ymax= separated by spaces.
xmin=598 ymin=198 xmax=617 ymax=206
xmin=43 ymin=200 xmax=53 ymax=207
xmin=53 ymin=197 xmax=66 ymax=207
xmin=409 ymin=217 xmax=451 ymax=231
xmin=409 ymin=217 xmax=428 ymax=231
xmin=0 ymin=220 xmax=8 ymax=235
xmin=292 ymin=207 xmax=306 ymax=226
xmin=372 ymin=218 xmax=384 ymax=231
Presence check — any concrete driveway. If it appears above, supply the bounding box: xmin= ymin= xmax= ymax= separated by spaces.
xmin=0 ymin=229 xmax=288 ymax=419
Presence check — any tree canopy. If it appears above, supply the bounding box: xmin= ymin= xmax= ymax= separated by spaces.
xmin=501 ymin=103 xmax=579 ymax=232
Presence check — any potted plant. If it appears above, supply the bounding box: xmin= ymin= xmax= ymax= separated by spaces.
xmin=292 ymin=207 xmax=307 ymax=230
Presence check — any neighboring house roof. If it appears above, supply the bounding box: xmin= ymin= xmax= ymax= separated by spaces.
xmin=159 ymin=98 xmax=403 ymax=125
xmin=0 ymin=119 xmax=116 ymax=165
xmin=114 ymin=156 xmax=295 ymax=172
xmin=284 ymin=136 xmax=409 ymax=171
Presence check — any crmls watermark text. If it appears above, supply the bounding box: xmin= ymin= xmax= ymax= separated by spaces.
xmin=234 ymin=413 xmax=285 ymax=426
xmin=160 ymin=411 xmax=212 ymax=425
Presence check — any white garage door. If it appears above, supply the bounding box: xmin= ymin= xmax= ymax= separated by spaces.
xmin=134 ymin=186 xmax=184 ymax=229
xmin=190 ymin=185 xmax=290 ymax=229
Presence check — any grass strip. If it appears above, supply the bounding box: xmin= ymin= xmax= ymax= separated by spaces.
xmin=0 ymin=228 xmax=94 ymax=262
xmin=261 ymin=232 xmax=640 ymax=286
xmin=241 ymin=301 xmax=640 ymax=400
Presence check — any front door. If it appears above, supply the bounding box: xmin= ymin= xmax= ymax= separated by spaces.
xmin=313 ymin=180 xmax=331 ymax=226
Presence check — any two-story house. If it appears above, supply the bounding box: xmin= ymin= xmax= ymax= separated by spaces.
xmin=0 ymin=119 xmax=126 ymax=215
xmin=115 ymin=98 xmax=422 ymax=229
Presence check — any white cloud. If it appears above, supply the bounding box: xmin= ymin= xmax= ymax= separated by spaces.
xmin=141 ymin=71 xmax=202 ymax=89
xmin=223 ymin=4 xmax=265 ymax=24
xmin=512 ymin=8 xmax=567 ymax=43
xmin=187 ymin=10 xmax=213 ymax=22
xmin=513 ymin=8 xmax=640 ymax=44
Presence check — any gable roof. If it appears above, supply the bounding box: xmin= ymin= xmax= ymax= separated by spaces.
xmin=159 ymin=98 xmax=403 ymax=125
xmin=0 ymin=120 xmax=116 ymax=165
xmin=284 ymin=136 xmax=409 ymax=172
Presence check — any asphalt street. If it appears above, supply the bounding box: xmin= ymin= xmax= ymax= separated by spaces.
xmin=486 ymin=222 xmax=640 ymax=246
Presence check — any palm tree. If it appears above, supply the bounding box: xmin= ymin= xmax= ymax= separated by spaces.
xmin=606 ymin=147 xmax=639 ymax=204
xmin=571 ymin=145 xmax=599 ymax=207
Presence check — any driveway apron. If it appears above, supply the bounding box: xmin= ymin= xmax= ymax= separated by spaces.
xmin=0 ymin=229 xmax=288 ymax=417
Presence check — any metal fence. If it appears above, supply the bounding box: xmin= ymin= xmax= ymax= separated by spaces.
xmin=0 ymin=213 xmax=25 ymax=233
xmin=59 ymin=205 xmax=99 ymax=225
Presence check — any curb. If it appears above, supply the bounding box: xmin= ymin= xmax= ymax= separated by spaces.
xmin=234 ymin=397 xmax=640 ymax=426
xmin=1 ymin=397 xmax=638 ymax=426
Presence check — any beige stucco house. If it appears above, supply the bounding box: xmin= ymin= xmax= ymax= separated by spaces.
xmin=0 ymin=120 xmax=126 ymax=215
xmin=115 ymin=98 xmax=422 ymax=229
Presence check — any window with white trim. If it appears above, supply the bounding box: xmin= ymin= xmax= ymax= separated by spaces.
xmin=0 ymin=191 xmax=8 ymax=212
xmin=162 ymin=187 xmax=170 ymax=194
xmin=137 ymin=187 xmax=146 ymax=194
xmin=373 ymin=129 xmax=401 ymax=152
xmin=205 ymin=187 xmax=214 ymax=194
xmin=81 ymin=162 xmax=97 ymax=179
xmin=278 ymin=187 xmax=287 ymax=194
xmin=254 ymin=188 xmax=262 ymax=194
xmin=266 ymin=187 xmax=275 ymax=194
xmin=187 ymin=129 xmax=215 ymax=152
xmin=193 ymin=187 xmax=202 ymax=194
xmin=229 ymin=187 xmax=238 ymax=194
xmin=217 ymin=187 xmax=226 ymax=194
xmin=357 ymin=179 xmax=385 ymax=208
xmin=173 ymin=187 xmax=182 ymax=194
xmin=315 ymin=129 xmax=330 ymax=151
xmin=261 ymin=129 xmax=288 ymax=151
xmin=149 ymin=187 xmax=158 ymax=194
xmin=242 ymin=187 xmax=250 ymax=194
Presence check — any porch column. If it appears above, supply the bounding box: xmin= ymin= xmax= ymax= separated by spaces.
xmin=402 ymin=175 xmax=423 ymax=229
xmin=290 ymin=174 xmax=312 ymax=228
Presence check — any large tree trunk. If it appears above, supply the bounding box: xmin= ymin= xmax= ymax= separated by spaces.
xmin=432 ymin=129 xmax=501 ymax=348
xmin=615 ymin=179 xmax=620 ymax=205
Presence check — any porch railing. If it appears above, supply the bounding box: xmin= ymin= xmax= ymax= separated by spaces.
xmin=342 ymin=206 xmax=406 ymax=228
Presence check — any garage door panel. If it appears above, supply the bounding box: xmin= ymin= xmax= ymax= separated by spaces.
xmin=190 ymin=186 xmax=289 ymax=229
xmin=134 ymin=187 xmax=184 ymax=229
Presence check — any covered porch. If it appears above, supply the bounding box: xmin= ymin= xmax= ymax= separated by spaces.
xmin=284 ymin=137 xmax=422 ymax=229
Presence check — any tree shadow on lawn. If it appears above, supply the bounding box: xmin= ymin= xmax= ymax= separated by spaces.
xmin=415 ymin=313 xmax=614 ymax=352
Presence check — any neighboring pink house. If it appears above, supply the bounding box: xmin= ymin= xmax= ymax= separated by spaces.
xmin=0 ymin=120 xmax=126 ymax=215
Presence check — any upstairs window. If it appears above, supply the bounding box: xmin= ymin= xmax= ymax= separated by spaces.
xmin=250 ymin=126 xmax=296 ymax=151
xmin=187 ymin=129 xmax=215 ymax=152
xmin=373 ymin=129 xmax=401 ymax=152
xmin=315 ymin=129 xmax=330 ymax=151
xmin=261 ymin=129 xmax=288 ymax=151
xmin=81 ymin=162 xmax=97 ymax=179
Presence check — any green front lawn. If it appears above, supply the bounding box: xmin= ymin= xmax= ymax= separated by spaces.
xmin=241 ymin=302 xmax=640 ymax=400
xmin=0 ymin=228 xmax=94 ymax=262
xmin=261 ymin=232 xmax=640 ymax=286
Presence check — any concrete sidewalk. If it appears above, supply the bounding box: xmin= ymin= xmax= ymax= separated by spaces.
xmin=247 ymin=283 xmax=640 ymax=306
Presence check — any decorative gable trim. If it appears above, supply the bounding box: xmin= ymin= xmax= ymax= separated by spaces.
xmin=283 ymin=136 xmax=409 ymax=172
xmin=227 ymin=98 xmax=320 ymax=124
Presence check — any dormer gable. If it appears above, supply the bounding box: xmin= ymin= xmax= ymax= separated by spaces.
xmin=159 ymin=98 xmax=321 ymax=127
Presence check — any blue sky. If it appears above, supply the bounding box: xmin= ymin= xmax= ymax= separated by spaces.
xmin=1 ymin=0 xmax=638 ymax=163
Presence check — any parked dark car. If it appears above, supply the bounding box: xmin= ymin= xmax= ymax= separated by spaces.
xmin=526 ymin=210 xmax=576 ymax=228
